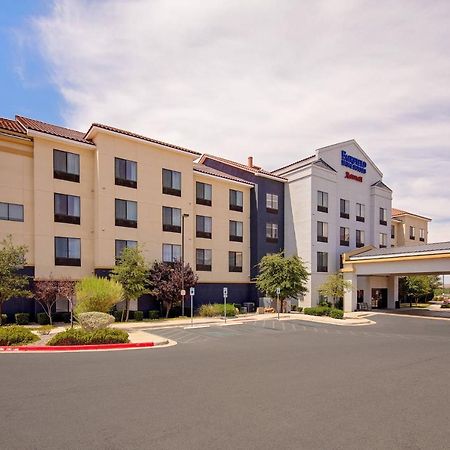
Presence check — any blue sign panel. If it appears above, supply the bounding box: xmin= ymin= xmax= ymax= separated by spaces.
xmin=341 ymin=151 xmax=367 ymax=174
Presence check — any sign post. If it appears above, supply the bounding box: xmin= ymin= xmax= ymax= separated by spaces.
xmin=181 ymin=289 xmax=186 ymax=316
xmin=189 ymin=287 xmax=195 ymax=326
xmin=276 ymin=287 xmax=281 ymax=320
xmin=223 ymin=287 xmax=228 ymax=323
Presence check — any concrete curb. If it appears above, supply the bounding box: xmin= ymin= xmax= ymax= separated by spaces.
xmin=281 ymin=315 xmax=376 ymax=327
xmin=0 ymin=339 xmax=170 ymax=353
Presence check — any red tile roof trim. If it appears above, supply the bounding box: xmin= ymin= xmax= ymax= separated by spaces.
xmin=16 ymin=115 xmax=94 ymax=145
xmin=0 ymin=117 xmax=26 ymax=134
xmin=86 ymin=123 xmax=201 ymax=156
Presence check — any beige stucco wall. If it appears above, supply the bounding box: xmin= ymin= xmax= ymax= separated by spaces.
xmin=193 ymin=172 xmax=251 ymax=283
xmin=392 ymin=215 xmax=429 ymax=247
xmin=0 ymin=135 xmax=35 ymax=262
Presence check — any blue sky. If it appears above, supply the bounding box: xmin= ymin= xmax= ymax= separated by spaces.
xmin=0 ymin=0 xmax=61 ymax=122
xmin=1 ymin=0 xmax=450 ymax=241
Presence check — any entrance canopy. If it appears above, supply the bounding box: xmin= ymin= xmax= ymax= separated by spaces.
xmin=341 ymin=242 xmax=450 ymax=312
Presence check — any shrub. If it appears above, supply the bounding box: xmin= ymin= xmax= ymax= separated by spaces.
xmin=1 ymin=314 xmax=8 ymax=325
xmin=54 ymin=312 xmax=71 ymax=323
xmin=329 ymin=309 xmax=344 ymax=319
xmin=335 ymin=299 xmax=344 ymax=310
xmin=198 ymin=303 xmax=237 ymax=317
xmin=76 ymin=312 xmax=115 ymax=331
xmin=319 ymin=299 xmax=332 ymax=307
xmin=297 ymin=306 xmax=303 ymax=313
xmin=134 ymin=311 xmax=144 ymax=321
xmin=148 ymin=310 xmax=159 ymax=320
xmin=304 ymin=306 xmax=344 ymax=319
xmin=47 ymin=328 xmax=129 ymax=346
xmin=74 ymin=276 xmax=124 ymax=314
xmin=0 ymin=326 xmax=39 ymax=346
xmin=113 ymin=311 xmax=123 ymax=322
xmin=37 ymin=312 xmax=50 ymax=325
xmin=15 ymin=313 xmax=30 ymax=325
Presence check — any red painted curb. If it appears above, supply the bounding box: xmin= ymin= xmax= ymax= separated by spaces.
xmin=0 ymin=342 xmax=156 ymax=352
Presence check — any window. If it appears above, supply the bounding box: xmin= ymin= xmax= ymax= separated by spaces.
xmin=379 ymin=233 xmax=387 ymax=248
xmin=162 ymin=244 xmax=181 ymax=263
xmin=55 ymin=237 xmax=81 ymax=266
xmin=162 ymin=206 xmax=181 ymax=233
xmin=0 ymin=202 xmax=24 ymax=222
xmin=115 ymin=199 xmax=137 ymax=228
xmin=391 ymin=225 xmax=395 ymax=239
xmin=340 ymin=227 xmax=350 ymax=246
xmin=115 ymin=240 xmax=137 ymax=261
xmin=229 ymin=220 xmax=243 ymax=242
xmin=162 ymin=169 xmax=181 ymax=196
xmin=196 ymin=215 xmax=212 ymax=239
xmin=379 ymin=207 xmax=387 ymax=225
xmin=340 ymin=199 xmax=350 ymax=219
xmin=409 ymin=226 xmax=416 ymax=240
xmin=115 ymin=158 xmax=137 ymax=188
xmin=317 ymin=191 xmax=328 ymax=213
xmin=317 ymin=221 xmax=328 ymax=243
xmin=266 ymin=193 xmax=279 ymax=213
xmin=229 ymin=189 xmax=243 ymax=212
xmin=266 ymin=223 xmax=278 ymax=243
xmin=317 ymin=252 xmax=328 ymax=272
xmin=229 ymin=251 xmax=243 ymax=272
xmin=356 ymin=203 xmax=365 ymax=222
xmin=54 ymin=193 xmax=80 ymax=224
xmin=196 ymin=249 xmax=212 ymax=271
xmin=196 ymin=182 xmax=212 ymax=206
xmin=419 ymin=228 xmax=425 ymax=242
xmin=53 ymin=149 xmax=80 ymax=182
xmin=356 ymin=230 xmax=365 ymax=248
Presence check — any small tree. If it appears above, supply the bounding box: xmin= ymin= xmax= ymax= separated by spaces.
xmin=58 ymin=278 xmax=76 ymax=327
xmin=149 ymin=260 xmax=198 ymax=318
xmin=404 ymin=275 xmax=440 ymax=306
xmin=34 ymin=278 xmax=61 ymax=325
xmin=110 ymin=247 xmax=150 ymax=321
xmin=256 ymin=252 xmax=309 ymax=313
xmin=74 ymin=276 xmax=123 ymax=314
xmin=0 ymin=235 xmax=32 ymax=324
xmin=318 ymin=273 xmax=352 ymax=308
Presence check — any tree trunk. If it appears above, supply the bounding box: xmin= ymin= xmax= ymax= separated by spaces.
xmin=165 ymin=302 xmax=171 ymax=318
xmin=125 ymin=299 xmax=130 ymax=322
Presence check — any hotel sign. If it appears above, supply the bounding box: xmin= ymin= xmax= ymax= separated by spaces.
xmin=341 ymin=151 xmax=367 ymax=174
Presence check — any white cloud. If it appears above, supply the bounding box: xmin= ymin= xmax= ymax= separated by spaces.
xmin=31 ymin=0 xmax=450 ymax=241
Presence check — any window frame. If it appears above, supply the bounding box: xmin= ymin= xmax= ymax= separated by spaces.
xmin=115 ymin=157 xmax=137 ymax=188
xmin=340 ymin=226 xmax=350 ymax=246
xmin=340 ymin=199 xmax=350 ymax=219
xmin=53 ymin=149 xmax=80 ymax=183
xmin=54 ymin=236 xmax=81 ymax=266
xmin=0 ymin=202 xmax=24 ymax=222
xmin=419 ymin=228 xmax=425 ymax=242
xmin=115 ymin=239 xmax=137 ymax=262
xmin=317 ymin=251 xmax=328 ymax=273
xmin=379 ymin=232 xmax=387 ymax=248
xmin=266 ymin=193 xmax=279 ymax=213
xmin=162 ymin=243 xmax=181 ymax=263
xmin=162 ymin=168 xmax=182 ymax=197
xmin=317 ymin=221 xmax=328 ymax=243
xmin=409 ymin=226 xmax=416 ymax=240
xmin=115 ymin=199 xmax=138 ymax=228
xmin=196 ymin=248 xmax=212 ymax=271
xmin=379 ymin=207 xmax=387 ymax=226
xmin=196 ymin=215 xmax=212 ymax=239
xmin=317 ymin=191 xmax=328 ymax=213
xmin=356 ymin=203 xmax=365 ymax=222
xmin=229 ymin=220 xmax=243 ymax=242
xmin=229 ymin=189 xmax=243 ymax=212
xmin=196 ymin=182 xmax=212 ymax=206
xmin=356 ymin=229 xmax=365 ymax=248
xmin=229 ymin=251 xmax=243 ymax=272
xmin=162 ymin=206 xmax=182 ymax=233
xmin=54 ymin=193 xmax=80 ymax=224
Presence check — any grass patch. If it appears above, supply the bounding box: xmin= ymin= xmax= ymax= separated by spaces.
xmin=0 ymin=326 xmax=39 ymax=346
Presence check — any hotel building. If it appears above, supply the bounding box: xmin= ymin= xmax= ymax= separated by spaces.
xmin=0 ymin=115 xmax=432 ymax=314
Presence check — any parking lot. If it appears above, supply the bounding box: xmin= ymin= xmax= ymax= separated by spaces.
xmin=2 ymin=314 xmax=450 ymax=450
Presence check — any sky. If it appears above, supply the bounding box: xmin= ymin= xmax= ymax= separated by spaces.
xmin=1 ymin=0 xmax=449 ymax=241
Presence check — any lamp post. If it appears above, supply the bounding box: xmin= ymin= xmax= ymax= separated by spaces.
xmin=181 ymin=213 xmax=189 ymax=316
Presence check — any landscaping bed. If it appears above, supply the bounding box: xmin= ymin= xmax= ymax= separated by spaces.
xmin=47 ymin=328 xmax=129 ymax=346
xmin=303 ymin=306 xmax=344 ymax=319
xmin=0 ymin=326 xmax=39 ymax=346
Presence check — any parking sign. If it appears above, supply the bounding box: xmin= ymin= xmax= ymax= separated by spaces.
xmin=223 ymin=287 xmax=228 ymax=297
xmin=190 ymin=287 xmax=195 ymax=296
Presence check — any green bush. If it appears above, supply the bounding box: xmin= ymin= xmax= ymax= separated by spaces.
xmin=134 ymin=311 xmax=144 ymax=321
xmin=37 ymin=312 xmax=50 ymax=325
xmin=74 ymin=276 xmax=124 ymax=314
xmin=335 ymin=299 xmax=344 ymax=310
xmin=329 ymin=309 xmax=344 ymax=319
xmin=77 ymin=312 xmax=115 ymax=331
xmin=1 ymin=314 xmax=9 ymax=325
xmin=0 ymin=326 xmax=39 ymax=346
xmin=297 ymin=306 xmax=303 ymax=313
xmin=148 ymin=310 xmax=159 ymax=320
xmin=47 ymin=328 xmax=129 ymax=346
xmin=113 ymin=311 xmax=123 ymax=322
xmin=198 ymin=303 xmax=237 ymax=317
xmin=304 ymin=306 xmax=344 ymax=319
xmin=15 ymin=313 xmax=30 ymax=325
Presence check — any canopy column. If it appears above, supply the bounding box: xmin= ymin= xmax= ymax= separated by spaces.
xmin=343 ymin=271 xmax=357 ymax=312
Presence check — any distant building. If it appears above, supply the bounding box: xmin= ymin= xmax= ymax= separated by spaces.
xmin=391 ymin=208 xmax=431 ymax=247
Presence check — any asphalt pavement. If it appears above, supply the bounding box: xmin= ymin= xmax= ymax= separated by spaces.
xmin=1 ymin=314 xmax=449 ymax=450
